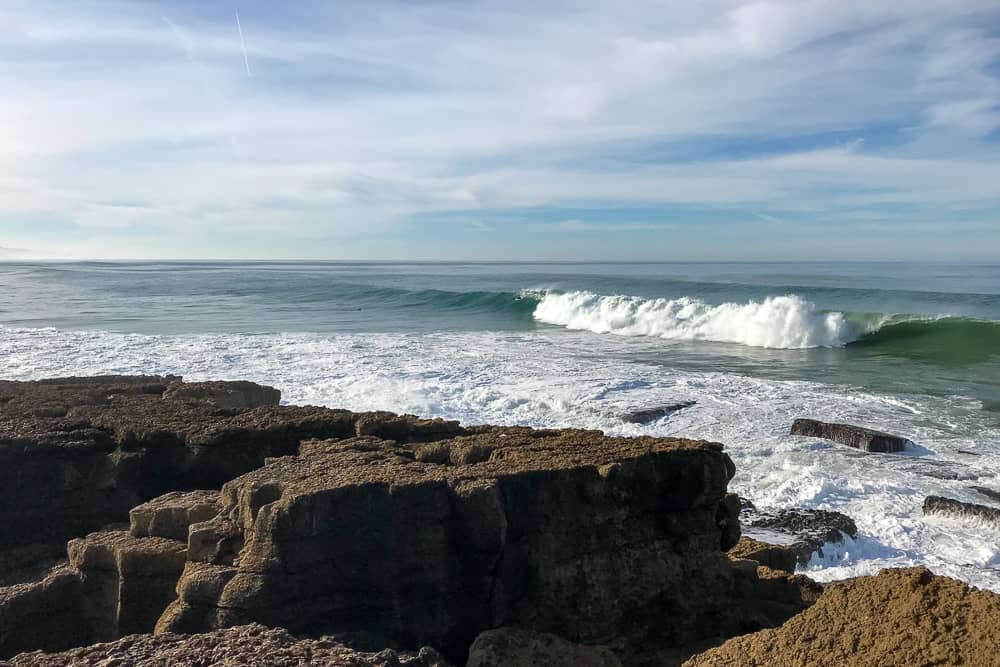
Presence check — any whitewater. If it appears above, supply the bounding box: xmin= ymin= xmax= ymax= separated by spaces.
xmin=2 ymin=261 xmax=999 ymax=592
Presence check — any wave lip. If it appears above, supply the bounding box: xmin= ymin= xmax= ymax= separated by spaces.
xmin=531 ymin=291 xmax=856 ymax=349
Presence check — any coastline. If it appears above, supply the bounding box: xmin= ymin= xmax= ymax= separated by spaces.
xmin=2 ymin=375 xmax=998 ymax=666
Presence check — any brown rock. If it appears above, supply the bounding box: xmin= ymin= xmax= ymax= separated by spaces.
xmin=790 ymin=418 xmax=910 ymax=452
xmin=683 ymin=567 xmax=1000 ymax=667
xmin=161 ymin=380 xmax=281 ymax=410
xmin=728 ymin=537 xmax=797 ymax=573
xmin=0 ymin=567 xmax=87 ymax=659
xmin=129 ymin=490 xmax=221 ymax=540
xmin=8 ymin=623 xmax=453 ymax=666
xmin=466 ymin=627 xmax=623 ymax=667
xmin=923 ymin=495 xmax=1000 ymax=526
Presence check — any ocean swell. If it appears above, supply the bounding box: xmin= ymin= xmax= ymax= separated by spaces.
xmin=530 ymin=291 xmax=856 ymax=349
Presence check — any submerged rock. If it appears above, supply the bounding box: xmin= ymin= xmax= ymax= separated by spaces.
xmin=621 ymin=401 xmax=696 ymax=424
xmin=971 ymin=486 xmax=1000 ymax=504
xmin=790 ymin=418 xmax=910 ymax=452
xmin=6 ymin=623 xmax=453 ymax=667
xmin=923 ymin=495 xmax=1000 ymax=526
xmin=683 ymin=567 xmax=1000 ymax=667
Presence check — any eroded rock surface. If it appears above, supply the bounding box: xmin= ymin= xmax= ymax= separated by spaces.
xmin=728 ymin=537 xmax=797 ymax=573
xmin=6 ymin=623 xmax=453 ymax=667
xmin=790 ymin=418 xmax=911 ymax=452
xmin=0 ymin=376 xmax=465 ymax=567
xmin=155 ymin=430 xmax=810 ymax=664
xmin=683 ymin=567 xmax=1000 ymax=667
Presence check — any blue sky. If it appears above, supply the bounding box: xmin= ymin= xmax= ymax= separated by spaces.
xmin=1 ymin=0 xmax=999 ymax=260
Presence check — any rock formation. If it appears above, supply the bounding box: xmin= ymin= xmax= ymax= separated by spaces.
xmin=923 ymin=495 xmax=1000 ymax=526
xmin=682 ymin=567 xmax=1000 ymax=667
xmin=156 ymin=431 xmax=812 ymax=664
xmin=790 ymin=418 xmax=911 ymax=452
xmin=5 ymin=624 xmax=452 ymax=667
xmin=740 ymin=501 xmax=857 ymax=564
xmin=466 ymin=627 xmax=623 ymax=667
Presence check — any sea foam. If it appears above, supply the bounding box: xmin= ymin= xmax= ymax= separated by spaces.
xmin=531 ymin=291 xmax=855 ymax=349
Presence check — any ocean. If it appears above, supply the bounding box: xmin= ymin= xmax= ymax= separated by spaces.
xmin=2 ymin=261 xmax=999 ymax=590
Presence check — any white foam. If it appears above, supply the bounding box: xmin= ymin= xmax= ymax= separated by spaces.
xmin=2 ymin=324 xmax=999 ymax=591
xmin=531 ymin=291 xmax=855 ymax=349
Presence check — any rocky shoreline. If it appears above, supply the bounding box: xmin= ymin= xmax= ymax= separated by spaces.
xmin=2 ymin=376 xmax=998 ymax=666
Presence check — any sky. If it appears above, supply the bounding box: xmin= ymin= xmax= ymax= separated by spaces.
xmin=1 ymin=0 xmax=999 ymax=261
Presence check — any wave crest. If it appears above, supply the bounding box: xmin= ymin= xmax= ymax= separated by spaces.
xmin=531 ymin=291 xmax=856 ymax=349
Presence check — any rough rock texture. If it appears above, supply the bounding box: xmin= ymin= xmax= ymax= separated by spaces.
xmin=0 ymin=376 xmax=465 ymax=567
xmin=6 ymin=624 xmax=453 ymax=667
xmin=621 ymin=402 xmax=696 ymax=425
xmin=155 ymin=431 xmax=809 ymax=664
xmin=728 ymin=537 xmax=797 ymax=573
xmin=0 ymin=567 xmax=87 ymax=658
xmin=683 ymin=567 xmax=1000 ymax=667
xmin=741 ymin=503 xmax=858 ymax=564
xmin=130 ymin=490 xmax=222 ymax=540
xmin=790 ymin=418 xmax=911 ymax=452
xmin=466 ymin=627 xmax=623 ymax=667
xmin=923 ymin=495 xmax=1000 ymax=526
xmin=68 ymin=529 xmax=188 ymax=641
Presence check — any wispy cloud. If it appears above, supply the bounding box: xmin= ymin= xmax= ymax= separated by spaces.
xmin=0 ymin=0 xmax=998 ymax=258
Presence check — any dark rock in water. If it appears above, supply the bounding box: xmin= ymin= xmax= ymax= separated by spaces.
xmin=790 ymin=418 xmax=911 ymax=453
xmin=972 ymin=486 xmax=1000 ymax=504
xmin=621 ymin=401 xmax=695 ymax=424
xmin=742 ymin=506 xmax=858 ymax=564
xmin=7 ymin=624 xmax=453 ymax=667
xmin=923 ymin=496 xmax=1000 ymax=526
xmin=467 ymin=627 xmax=623 ymax=667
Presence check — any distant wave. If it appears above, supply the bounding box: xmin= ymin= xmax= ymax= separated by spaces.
xmin=530 ymin=291 xmax=854 ymax=348
xmin=528 ymin=290 xmax=1000 ymax=354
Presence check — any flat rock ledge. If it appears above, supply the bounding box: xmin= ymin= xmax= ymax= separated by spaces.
xmin=790 ymin=418 xmax=911 ymax=453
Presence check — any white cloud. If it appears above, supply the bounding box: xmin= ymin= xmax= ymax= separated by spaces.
xmin=0 ymin=0 xmax=998 ymax=257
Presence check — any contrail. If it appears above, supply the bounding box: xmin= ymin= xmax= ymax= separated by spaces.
xmin=235 ymin=8 xmax=251 ymax=77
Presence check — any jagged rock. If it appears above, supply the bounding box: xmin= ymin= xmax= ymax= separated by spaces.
xmin=0 ymin=567 xmax=86 ymax=659
xmin=0 ymin=543 xmax=67 ymax=588
xmin=790 ymin=418 xmax=910 ymax=452
xmin=154 ymin=430 xmax=807 ymax=665
xmin=466 ymin=627 xmax=623 ymax=667
xmin=621 ymin=401 xmax=696 ymax=425
xmin=923 ymin=495 xmax=1000 ymax=526
xmin=728 ymin=537 xmax=797 ymax=573
xmin=7 ymin=623 xmax=453 ymax=666
xmin=162 ymin=380 xmax=281 ymax=410
xmin=683 ymin=567 xmax=1000 ymax=667
xmin=741 ymin=506 xmax=857 ymax=564
xmin=130 ymin=490 xmax=221 ymax=540
xmin=67 ymin=530 xmax=187 ymax=641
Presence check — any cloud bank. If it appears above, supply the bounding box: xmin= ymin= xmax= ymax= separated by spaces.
xmin=1 ymin=0 xmax=999 ymax=259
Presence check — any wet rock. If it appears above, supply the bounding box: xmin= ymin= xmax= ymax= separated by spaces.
xmin=923 ymin=495 xmax=1000 ymax=526
xmin=971 ymin=486 xmax=1000 ymax=503
xmin=790 ymin=418 xmax=911 ymax=453
xmin=683 ymin=567 xmax=1000 ymax=667
xmin=728 ymin=537 xmax=797 ymax=573
xmin=7 ymin=624 xmax=453 ymax=667
xmin=466 ymin=627 xmax=623 ymax=667
xmin=621 ymin=401 xmax=696 ymax=424
xmin=741 ymin=506 xmax=858 ymax=564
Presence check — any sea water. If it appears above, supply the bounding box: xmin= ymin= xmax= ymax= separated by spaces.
xmin=1 ymin=261 xmax=998 ymax=589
